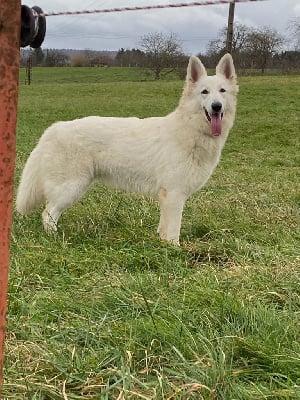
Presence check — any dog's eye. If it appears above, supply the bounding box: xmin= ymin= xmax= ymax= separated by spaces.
xmin=220 ymin=88 xmax=226 ymax=93
xmin=201 ymin=89 xmax=209 ymax=95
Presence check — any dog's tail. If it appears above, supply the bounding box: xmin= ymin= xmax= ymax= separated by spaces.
xmin=16 ymin=149 xmax=44 ymax=215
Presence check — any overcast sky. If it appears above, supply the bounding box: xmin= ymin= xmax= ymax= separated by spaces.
xmin=31 ymin=0 xmax=300 ymax=54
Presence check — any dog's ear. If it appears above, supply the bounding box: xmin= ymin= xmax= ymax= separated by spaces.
xmin=216 ymin=53 xmax=236 ymax=81
xmin=187 ymin=56 xmax=207 ymax=83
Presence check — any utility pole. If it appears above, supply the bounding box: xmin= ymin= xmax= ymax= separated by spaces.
xmin=226 ymin=0 xmax=235 ymax=54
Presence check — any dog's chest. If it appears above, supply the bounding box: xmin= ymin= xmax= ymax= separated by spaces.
xmin=183 ymin=139 xmax=223 ymax=194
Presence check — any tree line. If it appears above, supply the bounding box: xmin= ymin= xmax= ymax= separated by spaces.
xmin=20 ymin=19 xmax=300 ymax=78
xmin=203 ymin=22 xmax=299 ymax=73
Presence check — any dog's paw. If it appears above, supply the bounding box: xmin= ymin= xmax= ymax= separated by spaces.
xmin=168 ymin=239 xmax=180 ymax=246
xmin=158 ymin=229 xmax=167 ymax=240
xmin=163 ymin=236 xmax=180 ymax=246
xmin=42 ymin=209 xmax=58 ymax=234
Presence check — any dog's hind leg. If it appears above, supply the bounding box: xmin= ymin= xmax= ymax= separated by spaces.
xmin=158 ymin=188 xmax=186 ymax=245
xmin=42 ymin=178 xmax=92 ymax=233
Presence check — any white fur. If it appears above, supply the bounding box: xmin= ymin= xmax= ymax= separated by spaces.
xmin=16 ymin=54 xmax=238 ymax=244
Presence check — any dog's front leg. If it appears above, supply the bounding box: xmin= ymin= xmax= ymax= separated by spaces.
xmin=158 ymin=188 xmax=185 ymax=245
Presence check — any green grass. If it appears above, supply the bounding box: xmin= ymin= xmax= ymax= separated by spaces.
xmin=2 ymin=68 xmax=299 ymax=399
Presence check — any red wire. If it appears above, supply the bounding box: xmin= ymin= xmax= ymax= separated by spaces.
xmin=44 ymin=0 xmax=268 ymax=17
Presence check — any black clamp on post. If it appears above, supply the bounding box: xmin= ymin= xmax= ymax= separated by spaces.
xmin=20 ymin=5 xmax=46 ymax=48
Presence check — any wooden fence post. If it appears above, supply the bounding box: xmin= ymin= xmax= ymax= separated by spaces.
xmin=0 ymin=0 xmax=21 ymax=391
xmin=226 ymin=0 xmax=235 ymax=54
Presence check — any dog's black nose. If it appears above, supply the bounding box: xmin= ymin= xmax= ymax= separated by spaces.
xmin=211 ymin=101 xmax=222 ymax=113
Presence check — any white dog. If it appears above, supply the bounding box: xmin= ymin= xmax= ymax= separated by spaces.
xmin=16 ymin=54 xmax=238 ymax=244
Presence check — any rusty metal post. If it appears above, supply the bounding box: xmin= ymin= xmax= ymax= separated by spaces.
xmin=226 ymin=0 xmax=235 ymax=54
xmin=0 ymin=0 xmax=21 ymax=391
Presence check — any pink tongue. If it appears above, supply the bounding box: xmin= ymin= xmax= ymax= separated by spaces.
xmin=211 ymin=114 xmax=222 ymax=136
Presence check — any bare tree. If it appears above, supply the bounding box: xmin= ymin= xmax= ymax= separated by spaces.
xmin=139 ymin=32 xmax=184 ymax=79
xmin=206 ymin=23 xmax=250 ymax=69
xmin=43 ymin=49 xmax=68 ymax=67
xmin=206 ymin=24 xmax=283 ymax=73
xmin=70 ymin=54 xmax=89 ymax=67
xmin=247 ymin=27 xmax=283 ymax=73
xmin=288 ymin=17 xmax=300 ymax=50
xmin=115 ymin=48 xmax=145 ymax=67
xmin=90 ymin=55 xmax=114 ymax=67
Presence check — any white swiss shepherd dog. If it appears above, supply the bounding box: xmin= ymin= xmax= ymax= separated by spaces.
xmin=16 ymin=54 xmax=238 ymax=244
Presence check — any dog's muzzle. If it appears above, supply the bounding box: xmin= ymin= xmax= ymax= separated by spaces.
xmin=204 ymin=102 xmax=223 ymax=136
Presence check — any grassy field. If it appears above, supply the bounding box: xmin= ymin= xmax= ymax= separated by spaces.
xmin=2 ymin=66 xmax=299 ymax=399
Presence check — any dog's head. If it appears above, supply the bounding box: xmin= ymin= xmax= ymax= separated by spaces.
xmin=183 ymin=53 xmax=238 ymax=137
